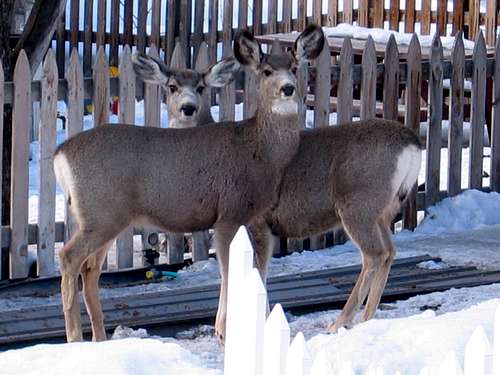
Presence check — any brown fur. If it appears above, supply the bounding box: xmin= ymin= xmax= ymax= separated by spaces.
xmin=247 ymin=118 xmax=422 ymax=332
xmin=54 ymin=26 xmax=326 ymax=343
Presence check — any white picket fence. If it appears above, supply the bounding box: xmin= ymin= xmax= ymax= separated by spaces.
xmin=224 ymin=226 xmax=500 ymax=375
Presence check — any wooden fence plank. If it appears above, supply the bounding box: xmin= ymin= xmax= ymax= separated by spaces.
xmin=361 ymin=36 xmax=376 ymax=120
xmin=448 ymin=33 xmax=465 ymax=197
xmin=65 ymin=50 xmax=84 ymax=244
xmin=405 ymin=0 xmax=416 ymax=33
xmin=337 ymin=38 xmax=353 ymax=124
xmin=116 ymin=45 xmax=135 ymax=269
xmin=83 ymin=0 xmax=93 ymax=75
xmin=191 ymin=43 xmax=212 ymax=262
xmin=170 ymin=41 xmax=187 ymax=70
xmin=486 ymin=0 xmax=497 ymax=46
xmin=421 ymin=0 xmax=431 ymax=35
xmin=137 ymin=0 xmax=148 ymax=53
xmin=179 ymin=0 xmax=192 ymax=66
xmin=110 ymin=0 xmax=120 ymax=66
xmin=166 ymin=0 xmax=177 ymax=63
xmin=373 ymin=0 xmax=384 ymax=28
xmin=56 ymin=11 xmax=66 ymax=77
xmin=69 ymin=0 xmax=80 ymax=52
xmin=426 ymin=34 xmax=443 ymax=209
xmin=452 ymin=0 xmax=465 ymax=35
xmin=208 ymin=0 xmax=219 ymax=65
xmin=151 ymin=0 xmax=162 ymax=49
xmin=327 ymin=0 xmax=337 ymax=27
xmin=358 ymin=0 xmax=369 ymax=27
xmin=92 ymin=47 xmax=109 ymax=127
xmin=96 ymin=0 xmax=106 ymax=48
xmin=403 ymin=35 xmax=421 ymax=229
xmin=389 ymin=0 xmax=399 ymax=30
xmin=283 ymin=0 xmax=292 ymax=31
xmin=343 ymin=0 xmax=352 ymax=24
xmin=469 ymin=32 xmax=487 ymax=190
xmin=313 ymin=0 xmax=322 ymax=26
xmin=437 ymin=0 xmax=447 ymax=36
xmin=469 ymin=0 xmax=480 ymax=41
xmin=492 ymin=36 xmax=500 ymax=192
xmin=298 ymin=0 xmax=306 ymax=31
xmin=38 ymin=50 xmax=58 ymax=277
xmin=194 ymin=0 xmax=206 ymax=58
xmin=0 ymin=60 xmax=4 ymax=278
xmin=10 ymin=50 xmax=31 ymax=279
xmin=123 ymin=0 xmax=134 ymax=47
xmin=383 ymin=34 xmax=399 ymax=121
xmin=220 ymin=0 xmax=235 ymax=121
xmin=268 ymin=0 xmax=277 ymax=34
xmin=313 ymin=41 xmax=330 ymax=128
xmin=254 ymin=0 xmax=263 ymax=35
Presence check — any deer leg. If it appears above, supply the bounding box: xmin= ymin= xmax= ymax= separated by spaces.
xmin=328 ymin=214 xmax=387 ymax=333
xmin=59 ymin=231 xmax=93 ymax=342
xmin=81 ymin=243 xmax=112 ymax=342
xmin=248 ymin=219 xmax=275 ymax=315
xmin=361 ymin=220 xmax=396 ymax=322
xmin=213 ymin=223 xmax=238 ymax=344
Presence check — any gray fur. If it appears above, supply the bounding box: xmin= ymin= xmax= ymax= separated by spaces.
xmin=54 ymin=27 xmax=325 ymax=343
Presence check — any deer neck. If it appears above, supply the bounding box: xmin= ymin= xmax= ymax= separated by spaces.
xmin=255 ymin=105 xmax=301 ymax=171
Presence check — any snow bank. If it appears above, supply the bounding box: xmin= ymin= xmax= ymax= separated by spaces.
xmin=415 ymin=190 xmax=500 ymax=235
xmin=0 ymin=338 xmax=221 ymax=375
xmin=323 ymin=23 xmax=475 ymax=50
xmin=307 ymin=299 xmax=499 ymax=374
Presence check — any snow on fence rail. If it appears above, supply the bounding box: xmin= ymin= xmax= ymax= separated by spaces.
xmin=225 ymin=226 xmax=500 ymax=375
xmin=1 ymin=29 xmax=499 ymax=279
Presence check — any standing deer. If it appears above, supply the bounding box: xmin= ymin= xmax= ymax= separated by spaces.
xmin=54 ymin=25 xmax=325 ymax=342
xmin=247 ymin=118 xmax=422 ymax=332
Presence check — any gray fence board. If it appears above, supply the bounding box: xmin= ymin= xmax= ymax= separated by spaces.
xmin=337 ymin=38 xmax=353 ymax=124
xmin=491 ymin=35 xmax=500 ymax=191
xmin=361 ymin=36 xmax=377 ymax=120
xmin=383 ymin=35 xmax=399 ymax=121
xmin=37 ymin=50 xmax=58 ymax=277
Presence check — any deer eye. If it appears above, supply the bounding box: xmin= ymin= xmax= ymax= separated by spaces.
xmin=168 ymin=85 xmax=178 ymax=93
xmin=263 ymin=69 xmax=273 ymax=77
xmin=196 ymin=86 xmax=205 ymax=94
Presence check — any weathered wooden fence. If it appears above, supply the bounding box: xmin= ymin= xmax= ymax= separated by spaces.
xmin=224 ymin=225 xmax=500 ymax=375
xmin=50 ymin=0 xmax=500 ymax=77
xmin=1 ymin=28 xmax=499 ymax=279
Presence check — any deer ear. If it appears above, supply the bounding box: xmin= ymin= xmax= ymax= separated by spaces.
xmin=204 ymin=57 xmax=240 ymax=88
xmin=293 ymin=24 xmax=325 ymax=62
xmin=132 ymin=52 xmax=173 ymax=84
xmin=234 ymin=30 xmax=263 ymax=68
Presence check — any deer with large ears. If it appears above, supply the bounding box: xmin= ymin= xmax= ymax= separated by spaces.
xmin=54 ymin=25 xmax=325 ymax=343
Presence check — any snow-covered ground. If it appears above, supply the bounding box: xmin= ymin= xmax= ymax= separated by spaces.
xmin=3 ymin=188 xmax=500 ymax=373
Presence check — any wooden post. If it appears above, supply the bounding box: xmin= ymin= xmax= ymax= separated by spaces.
xmin=448 ymin=33 xmax=465 ymax=197
xmin=361 ymin=36 xmax=376 ymax=120
xmin=65 ymin=49 xmax=84 ymax=244
xmin=116 ymin=45 xmax=135 ymax=269
xmin=0 ymin=60 xmax=3 ymax=278
xmin=405 ymin=0 xmax=416 ymax=33
xmin=92 ymin=47 xmax=109 ymax=127
xmin=491 ymin=36 xmax=500 ymax=192
xmin=10 ymin=50 xmax=31 ymax=279
xmin=469 ymin=32 xmax=487 ymax=190
xmin=403 ymin=35 xmax=421 ymax=229
xmin=337 ymin=37 xmax=353 ymax=124
xmin=421 ymin=0 xmax=431 ymax=35
xmin=343 ymin=0 xmax=352 ymax=24
xmin=38 ymin=49 xmax=58 ymax=276
xmin=426 ymin=34 xmax=443 ymax=209
xmin=383 ymin=34 xmax=399 ymax=121
xmin=220 ymin=0 xmax=235 ymax=121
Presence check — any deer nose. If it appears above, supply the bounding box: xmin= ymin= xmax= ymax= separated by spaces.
xmin=181 ymin=104 xmax=197 ymax=116
xmin=281 ymin=84 xmax=295 ymax=97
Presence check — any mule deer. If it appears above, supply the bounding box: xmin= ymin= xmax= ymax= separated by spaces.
xmin=134 ymin=50 xmax=220 ymax=258
xmin=54 ymin=25 xmax=325 ymax=342
xmin=246 ymin=118 xmax=422 ymax=332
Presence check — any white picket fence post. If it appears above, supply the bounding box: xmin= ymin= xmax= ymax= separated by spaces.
xmin=224 ymin=226 xmax=255 ymax=375
xmin=287 ymin=332 xmax=313 ymax=375
xmin=493 ymin=304 xmax=500 ymax=375
xmin=464 ymin=325 xmax=492 ymax=375
xmin=438 ymin=351 xmax=463 ymax=375
xmin=263 ymin=304 xmax=290 ymax=375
